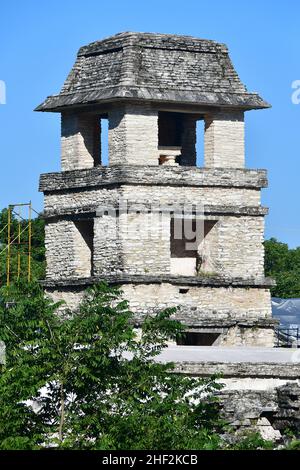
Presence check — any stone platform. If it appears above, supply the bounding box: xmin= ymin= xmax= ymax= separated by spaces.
xmin=156 ymin=346 xmax=300 ymax=440
xmin=158 ymin=345 xmax=300 ymax=365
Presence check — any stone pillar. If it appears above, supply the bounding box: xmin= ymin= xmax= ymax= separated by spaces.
xmin=204 ymin=111 xmax=244 ymax=168
xmin=61 ymin=113 xmax=101 ymax=171
xmin=45 ymin=219 xmax=93 ymax=279
xmin=45 ymin=220 xmax=76 ymax=279
xmin=93 ymin=215 xmax=123 ymax=275
xmin=180 ymin=115 xmax=197 ymax=166
xmin=108 ymin=104 xmax=158 ymax=165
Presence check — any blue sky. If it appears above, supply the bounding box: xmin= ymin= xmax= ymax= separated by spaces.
xmin=0 ymin=0 xmax=299 ymax=246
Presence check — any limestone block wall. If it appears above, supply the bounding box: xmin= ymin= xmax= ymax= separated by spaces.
xmin=44 ymin=214 xmax=264 ymax=280
xmin=45 ymin=220 xmax=88 ymax=279
xmin=93 ymin=215 xmax=123 ymax=275
xmin=212 ymin=216 xmax=265 ymax=279
xmin=92 ymin=212 xmax=171 ymax=276
xmin=119 ymin=212 xmax=170 ymax=275
xmin=45 ymin=186 xmax=264 ymax=278
xmin=219 ymin=325 xmax=274 ymax=347
xmin=44 ymin=187 xmax=120 ymax=213
xmin=39 ymin=167 xmax=268 ymax=193
xmin=61 ymin=113 xmax=100 ymax=171
xmin=43 ymin=185 xmax=261 ymax=214
xmin=121 ymin=185 xmax=261 ymax=208
xmin=108 ymin=104 xmax=158 ymax=165
xmin=46 ymin=287 xmax=86 ymax=310
xmin=204 ymin=111 xmax=245 ymax=168
xmin=44 ymin=282 xmax=273 ymax=346
xmin=121 ymin=283 xmax=272 ymax=323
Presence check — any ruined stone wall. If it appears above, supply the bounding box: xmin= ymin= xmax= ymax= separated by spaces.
xmin=121 ymin=283 xmax=272 ymax=325
xmin=219 ymin=325 xmax=274 ymax=347
xmin=45 ymin=219 xmax=94 ymax=279
xmin=45 ymin=281 xmax=274 ymax=346
xmin=173 ymin=361 xmax=300 ymax=441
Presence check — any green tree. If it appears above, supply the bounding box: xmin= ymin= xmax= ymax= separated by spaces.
xmin=264 ymin=238 xmax=300 ymax=298
xmin=0 ymin=282 xmax=224 ymax=450
xmin=0 ymin=208 xmax=45 ymax=285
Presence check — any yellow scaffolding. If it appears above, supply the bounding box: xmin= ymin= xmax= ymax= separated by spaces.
xmin=0 ymin=202 xmax=33 ymax=287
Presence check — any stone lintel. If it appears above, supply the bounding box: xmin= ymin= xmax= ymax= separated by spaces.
xmin=173 ymin=361 xmax=300 ymax=379
xmin=178 ymin=319 xmax=277 ymax=329
xmin=43 ymin=204 xmax=268 ymax=220
xmin=39 ymin=166 xmax=268 ymax=193
xmin=41 ymin=274 xmax=275 ymax=289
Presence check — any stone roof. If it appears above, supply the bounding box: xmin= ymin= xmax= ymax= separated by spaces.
xmin=35 ymin=32 xmax=270 ymax=112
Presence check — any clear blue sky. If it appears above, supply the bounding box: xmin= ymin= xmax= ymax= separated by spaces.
xmin=0 ymin=1 xmax=299 ymax=246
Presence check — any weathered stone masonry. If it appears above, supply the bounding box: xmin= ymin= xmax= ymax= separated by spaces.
xmin=36 ymin=32 xmax=274 ymax=347
xmin=35 ymin=31 xmax=300 ymax=440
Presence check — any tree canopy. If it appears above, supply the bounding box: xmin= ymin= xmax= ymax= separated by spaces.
xmin=0 ymin=282 xmax=224 ymax=450
xmin=0 ymin=208 xmax=45 ymax=286
xmin=264 ymin=238 xmax=300 ymax=298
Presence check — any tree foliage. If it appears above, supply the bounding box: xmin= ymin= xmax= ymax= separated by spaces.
xmin=0 ymin=282 xmax=224 ymax=450
xmin=264 ymin=238 xmax=300 ymax=298
xmin=0 ymin=208 xmax=45 ymax=285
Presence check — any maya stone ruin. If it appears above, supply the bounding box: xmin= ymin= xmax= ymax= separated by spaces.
xmin=36 ymin=32 xmax=300 ymax=439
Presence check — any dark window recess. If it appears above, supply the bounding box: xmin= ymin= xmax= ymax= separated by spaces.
xmin=177 ymin=332 xmax=220 ymax=346
xmin=74 ymin=219 xmax=94 ymax=251
xmin=179 ymin=288 xmax=189 ymax=294
xmin=92 ymin=117 xmax=101 ymax=165
xmin=170 ymin=218 xmax=198 ymax=259
xmin=158 ymin=112 xmax=183 ymax=147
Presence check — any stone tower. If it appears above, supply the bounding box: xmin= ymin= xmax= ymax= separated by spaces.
xmin=37 ymin=32 xmax=275 ymax=347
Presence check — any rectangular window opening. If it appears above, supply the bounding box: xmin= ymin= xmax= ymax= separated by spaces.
xmin=170 ymin=218 xmax=218 ymax=276
xmin=170 ymin=217 xmax=198 ymax=276
xmin=177 ymin=332 xmax=221 ymax=346
xmin=158 ymin=111 xmax=204 ymax=167
xmin=74 ymin=219 xmax=94 ymax=277
xmin=100 ymin=117 xmax=109 ymax=166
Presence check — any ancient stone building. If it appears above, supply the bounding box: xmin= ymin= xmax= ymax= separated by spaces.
xmin=36 ymin=32 xmax=276 ymax=347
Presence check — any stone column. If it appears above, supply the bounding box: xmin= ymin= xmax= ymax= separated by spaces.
xmin=204 ymin=111 xmax=244 ymax=168
xmin=108 ymin=104 xmax=158 ymax=165
xmin=45 ymin=219 xmax=93 ymax=279
xmin=61 ymin=113 xmax=101 ymax=171
xmin=93 ymin=215 xmax=123 ymax=275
